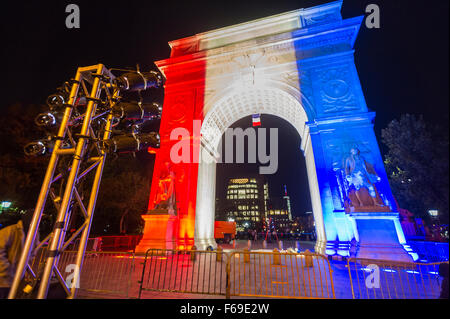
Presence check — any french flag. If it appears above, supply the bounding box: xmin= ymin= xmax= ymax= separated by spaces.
xmin=252 ymin=113 xmax=261 ymax=127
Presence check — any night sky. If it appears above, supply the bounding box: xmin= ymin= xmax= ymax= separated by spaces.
xmin=1 ymin=0 xmax=448 ymax=216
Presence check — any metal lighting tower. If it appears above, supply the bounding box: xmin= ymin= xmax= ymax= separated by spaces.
xmin=8 ymin=64 xmax=162 ymax=299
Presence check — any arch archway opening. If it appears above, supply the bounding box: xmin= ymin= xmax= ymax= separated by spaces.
xmin=214 ymin=114 xmax=313 ymax=241
xmin=194 ymin=86 xmax=326 ymax=250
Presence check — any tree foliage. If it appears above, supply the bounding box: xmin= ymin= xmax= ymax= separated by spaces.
xmin=0 ymin=103 xmax=155 ymax=236
xmin=382 ymin=114 xmax=449 ymax=223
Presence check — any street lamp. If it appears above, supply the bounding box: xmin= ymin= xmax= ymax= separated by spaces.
xmin=428 ymin=209 xmax=439 ymax=218
xmin=1 ymin=201 xmax=12 ymax=214
xmin=1 ymin=201 xmax=12 ymax=209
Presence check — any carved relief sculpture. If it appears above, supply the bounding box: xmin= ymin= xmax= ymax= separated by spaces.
xmin=339 ymin=147 xmax=391 ymax=213
xmin=153 ymin=161 xmax=177 ymax=215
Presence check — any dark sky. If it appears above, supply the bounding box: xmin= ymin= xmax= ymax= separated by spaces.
xmin=1 ymin=0 xmax=448 ymax=216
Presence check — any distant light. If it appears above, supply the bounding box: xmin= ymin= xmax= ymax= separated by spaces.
xmin=429 ymin=271 xmax=439 ymax=275
xmin=383 ymin=269 xmax=396 ymax=273
xmin=428 ymin=210 xmax=438 ymax=217
xmin=405 ymin=270 xmax=420 ymax=274
xmin=1 ymin=201 xmax=12 ymax=208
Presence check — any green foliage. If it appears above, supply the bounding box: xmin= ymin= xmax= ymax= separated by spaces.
xmin=382 ymin=114 xmax=449 ymax=223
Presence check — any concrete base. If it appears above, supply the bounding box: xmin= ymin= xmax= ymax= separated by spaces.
xmin=350 ymin=212 xmax=413 ymax=262
xmin=135 ymin=212 xmax=178 ymax=254
xmin=194 ymin=237 xmax=218 ymax=251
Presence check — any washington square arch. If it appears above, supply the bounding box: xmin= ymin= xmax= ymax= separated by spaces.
xmin=135 ymin=0 xmax=412 ymax=261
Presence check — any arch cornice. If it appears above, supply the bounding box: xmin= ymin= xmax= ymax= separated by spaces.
xmin=203 ymin=79 xmax=316 ymax=122
xmin=200 ymin=82 xmax=310 ymax=151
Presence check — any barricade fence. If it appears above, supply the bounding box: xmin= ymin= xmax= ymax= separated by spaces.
xmin=347 ymin=258 xmax=448 ymax=299
xmin=138 ymin=248 xmax=227 ymax=298
xmin=138 ymin=248 xmax=335 ymax=299
xmin=26 ymin=247 xmax=448 ymax=299
xmin=228 ymin=250 xmax=335 ymax=299
xmin=29 ymin=247 xmax=135 ymax=298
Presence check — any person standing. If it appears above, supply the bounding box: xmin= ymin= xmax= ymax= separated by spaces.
xmin=0 ymin=211 xmax=35 ymax=299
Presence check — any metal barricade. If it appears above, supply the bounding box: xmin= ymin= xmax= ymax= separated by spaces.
xmin=138 ymin=248 xmax=227 ymax=298
xmin=228 ymin=250 xmax=335 ymax=299
xmin=138 ymin=249 xmax=335 ymax=299
xmin=347 ymin=258 xmax=448 ymax=299
xmin=29 ymin=249 xmax=135 ymax=298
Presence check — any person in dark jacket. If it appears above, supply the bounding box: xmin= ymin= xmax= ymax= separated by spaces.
xmin=0 ymin=210 xmax=35 ymax=299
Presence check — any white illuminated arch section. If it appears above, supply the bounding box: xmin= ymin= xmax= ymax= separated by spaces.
xmin=194 ymin=84 xmax=326 ymax=249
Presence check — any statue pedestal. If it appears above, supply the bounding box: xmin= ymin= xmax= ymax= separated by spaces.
xmin=135 ymin=209 xmax=177 ymax=254
xmin=350 ymin=212 xmax=414 ymax=262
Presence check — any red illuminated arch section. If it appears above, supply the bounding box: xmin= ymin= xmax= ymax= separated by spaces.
xmin=136 ymin=37 xmax=207 ymax=251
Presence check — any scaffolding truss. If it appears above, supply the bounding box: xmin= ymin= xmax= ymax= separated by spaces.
xmin=8 ymin=64 xmax=123 ymax=299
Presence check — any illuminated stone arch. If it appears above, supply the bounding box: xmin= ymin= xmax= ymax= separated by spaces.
xmin=195 ymin=84 xmax=325 ymax=249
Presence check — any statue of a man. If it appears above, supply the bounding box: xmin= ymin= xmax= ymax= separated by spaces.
xmin=154 ymin=161 xmax=176 ymax=215
xmin=344 ymin=147 xmax=380 ymax=200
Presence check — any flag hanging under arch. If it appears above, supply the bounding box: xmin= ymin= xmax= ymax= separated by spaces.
xmin=252 ymin=113 xmax=261 ymax=127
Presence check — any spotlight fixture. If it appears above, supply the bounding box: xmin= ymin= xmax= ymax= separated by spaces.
xmin=46 ymin=94 xmax=66 ymax=110
xmin=113 ymin=71 xmax=164 ymax=92
xmin=112 ymin=101 xmax=162 ymax=120
xmin=34 ymin=112 xmax=64 ymax=128
xmin=103 ymin=132 xmax=160 ymax=153
xmin=24 ymin=140 xmax=48 ymax=156
xmin=24 ymin=138 xmax=71 ymax=157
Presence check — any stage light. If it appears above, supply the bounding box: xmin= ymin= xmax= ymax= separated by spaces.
xmin=35 ymin=112 xmax=64 ymax=128
xmin=24 ymin=138 xmax=71 ymax=156
xmin=103 ymin=132 xmax=160 ymax=153
xmin=46 ymin=94 xmax=66 ymax=110
xmin=113 ymin=71 xmax=164 ymax=92
xmin=112 ymin=101 xmax=162 ymax=120
xmin=24 ymin=140 xmax=50 ymax=156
